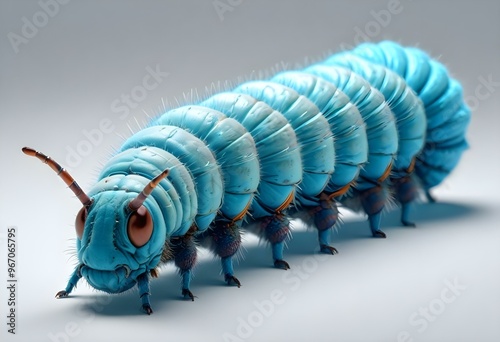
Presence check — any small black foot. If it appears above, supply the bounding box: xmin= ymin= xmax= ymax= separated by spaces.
xmin=320 ymin=244 xmax=338 ymax=255
xmin=402 ymin=220 xmax=416 ymax=228
xmin=426 ymin=191 xmax=436 ymax=203
xmin=182 ymin=288 xmax=195 ymax=301
xmin=142 ymin=304 xmax=153 ymax=315
xmin=225 ymin=274 xmax=241 ymax=287
xmin=372 ymin=230 xmax=387 ymax=238
xmin=274 ymin=259 xmax=290 ymax=270
xmin=55 ymin=290 xmax=68 ymax=299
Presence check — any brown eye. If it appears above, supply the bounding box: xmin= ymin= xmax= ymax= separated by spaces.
xmin=127 ymin=205 xmax=153 ymax=247
xmin=75 ymin=207 xmax=87 ymax=239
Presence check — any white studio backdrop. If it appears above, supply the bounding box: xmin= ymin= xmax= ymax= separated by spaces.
xmin=1 ymin=1 xmax=499 ymax=341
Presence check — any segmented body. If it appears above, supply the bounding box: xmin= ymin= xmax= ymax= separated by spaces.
xmin=26 ymin=41 xmax=470 ymax=313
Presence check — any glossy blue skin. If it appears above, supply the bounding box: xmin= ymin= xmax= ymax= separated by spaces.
xmin=351 ymin=41 xmax=470 ymax=189
xmin=315 ymin=54 xmax=428 ymax=228
xmin=77 ymin=192 xmax=164 ymax=293
xmin=151 ymin=105 xmax=261 ymax=286
xmin=60 ymin=147 xmax=195 ymax=308
xmin=200 ymin=93 xmax=302 ymax=218
xmin=152 ymin=105 xmax=260 ymax=220
xmin=305 ymin=64 xmax=399 ymax=191
xmin=73 ymin=147 xmax=187 ymax=294
xmin=271 ymin=71 xmax=368 ymax=195
xmin=200 ymin=93 xmax=303 ymax=266
xmin=269 ymin=71 xmax=368 ymax=250
xmin=324 ymin=53 xmax=427 ymax=173
xmin=99 ymin=147 xmax=197 ymax=235
xmin=121 ymin=126 xmax=223 ymax=232
xmin=233 ymin=81 xmax=335 ymax=204
xmin=54 ymin=41 xmax=469 ymax=313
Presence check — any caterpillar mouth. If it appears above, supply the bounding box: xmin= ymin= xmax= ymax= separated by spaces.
xmin=80 ymin=265 xmax=137 ymax=294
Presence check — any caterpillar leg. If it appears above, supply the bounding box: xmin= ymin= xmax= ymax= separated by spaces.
xmin=260 ymin=214 xmax=291 ymax=270
xmin=171 ymin=227 xmax=198 ymax=301
xmin=425 ymin=190 xmax=436 ymax=203
xmin=208 ymin=220 xmax=242 ymax=287
xmin=222 ymin=257 xmax=240 ymax=287
xmin=137 ymin=272 xmax=153 ymax=314
xmin=393 ymin=176 xmax=419 ymax=227
xmin=400 ymin=203 xmax=415 ymax=227
xmin=360 ymin=186 xmax=387 ymax=238
xmin=308 ymin=194 xmax=339 ymax=254
xmin=55 ymin=264 xmax=83 ymax=299
xmin=368 ymin=212 xmax=385 ymax=238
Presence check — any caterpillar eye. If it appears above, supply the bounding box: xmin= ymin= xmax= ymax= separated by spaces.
xmin=127 ymin=205 xmax=153 ymax=248
xmin=75 ymin=207 xmax=87 ymax=239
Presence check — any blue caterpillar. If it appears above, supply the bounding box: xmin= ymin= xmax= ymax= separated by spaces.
xmin=23 ymin=41 xmax=470 ymax=314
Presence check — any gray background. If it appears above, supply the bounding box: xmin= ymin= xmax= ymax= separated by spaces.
xmin=1 ymin=0 xmax=499 ymax=341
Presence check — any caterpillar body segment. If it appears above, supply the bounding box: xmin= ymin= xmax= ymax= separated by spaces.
xmin=23 ymin=41 xmax=470 ymax=314
xmin=233 ymin=81 xmax=336 ymax=201
xmin=268 ymin=71 xmax=371 ymax=252
xmin=349 ymin=41 xmax=470 ymax=190
xmin=150 ymin=106 xmax=261 ymax=283
xmin=269 ymin=71 xmax=369 ymax=194
xmin=151 ymin=106 xmax=260 ymax=222
xmin=231 ymin=81 xmax=338 ymax=261
xmin=199 ymin=93 xmax=303 ymax=269
xmin=120 ymin=126 xmax=224 ymax=232
xmin=324 ymin=54 xmax=428 ymax=172
xmin=97 ymin=147 xmax=197 ymax=235
xmin=304 ymin=65 xmax=400 ymax=186
xmin=303 ymin=65 xmax=400 ymax=235
xmin=199 ymin=93 xmax=302 ymax=218
xmin=308 ymin=56 xmax=428 ymax=226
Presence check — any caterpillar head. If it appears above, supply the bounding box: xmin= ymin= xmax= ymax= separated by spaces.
xmin=22 ymin=147 xmax=168 ymax=294
xmin=76 ymin=170 xmax=168 ymax=293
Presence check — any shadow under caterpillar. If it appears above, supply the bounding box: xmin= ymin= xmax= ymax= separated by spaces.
xmin=23 ymin=41 xmax=470 ymax=314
